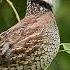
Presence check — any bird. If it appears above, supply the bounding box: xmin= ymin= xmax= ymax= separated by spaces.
xmin=0 ymin=0 xmax=60 ymax=70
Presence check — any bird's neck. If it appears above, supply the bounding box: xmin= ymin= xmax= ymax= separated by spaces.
xmin=26 ymin=0 xmax=52 ymax=16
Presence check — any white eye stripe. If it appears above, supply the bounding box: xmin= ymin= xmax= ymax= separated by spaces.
xmin=42 ymin=0 xmax=56 ymax=7
xmin=42 ymin=0 xmax=52 ymax=4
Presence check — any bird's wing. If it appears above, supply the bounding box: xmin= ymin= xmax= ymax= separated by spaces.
xmin=0 ymin=15 xmax=37 ymax=56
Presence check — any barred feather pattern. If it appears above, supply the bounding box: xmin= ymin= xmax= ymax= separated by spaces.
xmin=0 ymin=0 xmax=60 ymax=70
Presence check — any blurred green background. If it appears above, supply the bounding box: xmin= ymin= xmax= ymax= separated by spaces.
xmin=0 ymin=0 xmax=70 ymax=70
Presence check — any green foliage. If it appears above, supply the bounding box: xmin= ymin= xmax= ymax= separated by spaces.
xmin=61 ymin=43 xmax=70 ymax=54
xmin=0 ymin=0 xmax=26 ymax=33
xmin=0 ymin=0 xmax=2 ymax=3
xmin=56 ymin=0 xmax=70 ymax=42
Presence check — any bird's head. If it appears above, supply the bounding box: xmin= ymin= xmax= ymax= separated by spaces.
xmin=29 ymin=0 xmax=56 ymax=11
xmin=27 ymin=0 xmax=56 ymax=15
xmin=30 ymin=0 xmax=56 ymax=7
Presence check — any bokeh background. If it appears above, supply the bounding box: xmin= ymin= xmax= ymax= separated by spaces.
xmin=0 ymin=0 xmax=70 ymax=70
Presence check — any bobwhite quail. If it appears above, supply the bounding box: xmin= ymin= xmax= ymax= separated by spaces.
xmin=0 ymin=0 xmax=60 ymax=70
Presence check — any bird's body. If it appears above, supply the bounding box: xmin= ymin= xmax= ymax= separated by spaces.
xmin=0 ymin=0 xmax=60 ymax=70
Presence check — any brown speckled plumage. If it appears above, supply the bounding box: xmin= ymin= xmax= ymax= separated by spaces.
xmin=0 ymin=0 xmax=60 ymax=70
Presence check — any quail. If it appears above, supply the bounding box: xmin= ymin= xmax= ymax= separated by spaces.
xmin=0 ymin=0 xmax=60 ymax=70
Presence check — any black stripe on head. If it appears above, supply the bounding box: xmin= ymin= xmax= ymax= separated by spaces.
xmin=31 ymin=0 xmax=53 ymax=11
